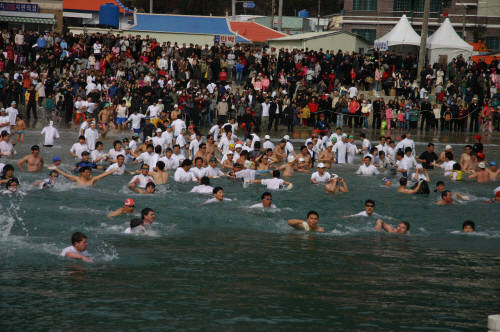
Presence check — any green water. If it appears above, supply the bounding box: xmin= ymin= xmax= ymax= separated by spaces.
xmin=1 ymin=130 xmax=500 ymax=331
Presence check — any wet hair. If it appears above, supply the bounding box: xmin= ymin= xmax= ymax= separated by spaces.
xmin=379 ymin=150 xmax=385 ymax=157
xmin=396 ymin=150 xmax=404 ymax=158
xmin=307 ymin=210 xmax=319 ymax=218
xmin=452 ymin=163 xmax=461 ymax=171
xmin=404 ymin=147 xmax=412 ymax=154
xmin=95 ymin=141 xmax=103 ymax=149
xmin=31 ymin=145 xmax=40 ymax=151
xmin=145 ymin=182 xmax=156 ymax=191
xmin=49 ymin=170 xmax=58 ymax=177
xmin=462 ymin=220 xmax=475 ymax=230
xmin=173 ymin=144 xmax=180 ymax=149
xmin=71 ymin=232 xmax=87 ymax=245
xmin=194 ymin=157 xmax=203 ymax=164
xmin=402 ymin=221 xmax=410 ymax=231
xmin=141 ymin=208 xmax=154 ymax=220
xmin=146 ymin=144 xmax=154 ymax=150
xmin=213 ymin=186 xmax=223 ymax=195
xmin=6 ymin=177 xmax=19 ymax=188
xmin=81 ymin=151 xmax=90 ymax=156
xmin=79 ymin=166 xmax=92 ymax=173
xmin=117 ymin=154 xmax=125 ymax=160
xmin=465 ymin=145 xmax=472 ymax=149
xmin=113 ymin=140 xmax=121 ymax=147
xmin=399 ymin=177 xmax=408 ymax=186
xmin=436 ymin=181 xmax=445 ymax=188
xmin=2 ymin=164 xmax=14 ymax=176
xmin=79 ymin=135 xmax=86 ymax=140
xmin=253 ymin=141 xmax=261 ymax=149
xmin=154 ymin=145 xmax=162 ymax=154
xmin=272 ymin=170 xmax=280 ymax=178
xmin=130 ymin=218 xmax=142 ymax=229
xmin=441 ymin=190 xmax=451 ymax=199
xmin=156 ymin=161 xmax=165 ymax=170
xmin=181 ymin=159 xmax=192 ymax=167
xmin=200 ymin=176 xmax=210 ymax=185
xmin=261 ymin=192 xmax=272 ymax=200
xmin=445 ymin=151 xmax=454 ymax=161
xmin=365 ymin=200 xmax=375 ymax=206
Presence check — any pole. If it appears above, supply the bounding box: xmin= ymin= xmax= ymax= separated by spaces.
xmin=271 ymin=0 xmax=275 ymax=30
xmin=416 ymin=0 xmax=430 ymax=85
xmin=278 ymin=0 xmax=283 ymax=32
xmin=317 ymin=0 xmax=321 ymax=31
xmin=232 ymin=0 xmax=236 ymax=20
xmin=150 ymin=0 xmax=153 ymax=13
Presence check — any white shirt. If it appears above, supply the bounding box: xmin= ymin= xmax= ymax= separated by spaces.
xmin=0 ymin=115 xmax=10 ymax=134
xmin=108 ymin=148 xmax=126 ymax=161
xmin=333 ymin=141 xmax=347 ymax=164
xmin=263 ymin=140 xmax=274 ymax=151
xmin=176 ymin=134 xmax=187 ymax=148
xmin=441 ymin=160 xmax=456 ymax=176
xmin=174 ymin=167 xmax=197 ymax=183
xmin=0 ymin=140 xmax=14 ymax=156
xmin=171 ymin=153 xmax=185 ymax=169
xmin=261 ymin=102 xmax=271 ymax=117
xmin=189 ymin=139 xmax=200 ymax=157
xmin=311 ymin=171 xmax=331 ymax=183
xmin=190 ymin=167 xmax=204 ymax=180
xmin=403 ymin=155 xmax=417 ymax=172
xmin=136 ymin=151 xmax=154 ymax=166
xmin=171 ymin=119 xmax=186 ymax=137
xmin=361 ymin=139 xmax=371 ymax=156
xmin=127 ymin=113 xmax=145 ymax=129
xmin=356 ymin=164 xmax=380 ymax=175
xmin=84 ymin=128 xmax=99 ymax=151
xmin=70 ymin=142 xmax=89 ymax=159
xmin=41 ymin=125 xmax=59 ymax=146
xmin=249 ymin=202 xmax=277 ymax=209
xmin=209 ymin=125 xmax=220 ymax=141
xmin=204 ymin=197 xmax=232 ymax=204
xmin=202 ymin=166 xmax=224 ymax=177
xmin=91 ymin=149 xmax=105 ymax=165
xmin=190 ymin=184 xmax=214 ymax=194
xmin=60 ymin=245 xmax=89 ymax=257
xmin=106 ymin=162 xmax=126 ymax=175
xmin=147 ymin=104 xmax=161 ymax=118
xmin=6 ymin=107 xmax=18 ymax=125
xmin=159 ymin=156 xmax=178 ymax=170
xmin=161 ymin=131 xmax=173 ymax=149
xmin=235 ymin=169 xmax=258 ymax=181
xmin=261 ymin=178 xmax=285 ymax=190
xmin=348 ymin=86 xmax=358 ymax=98
xmin=350 ymin=211 xmax=381 ymax=217
xmin=129 ymin=174 xmax=154 ymax=188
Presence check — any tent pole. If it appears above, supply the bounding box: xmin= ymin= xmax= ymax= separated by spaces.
xmin=417 ymin=0 xmax=430 ymax=85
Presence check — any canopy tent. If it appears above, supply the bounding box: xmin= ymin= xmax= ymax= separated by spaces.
xmin=426 ymin=18 xmax=473 ymax=65
xmin=373 ymin=15 xmax=421 ymax=51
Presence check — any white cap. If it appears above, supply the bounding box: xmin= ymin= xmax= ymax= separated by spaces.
xmin=146 ymin=136 xmax=152 ymax=141
xmin=298 ymin=157 xmax=305 ymax=162
xmin=326 ymin=142 xmax=333 ymax=148
xmin=244 ymin=160 xmax=252 ymax=168
xmin=287 ymin=155 xmax=295 ymax=163
xmin=156 ymin=128 xmax=162 ymax=132
xmin=226 ymin=151 xmax=234 ymax=155
xmin=341 ymin=133 xmax=348 ymax=138
xmin=478 ymin=162 xmax=486 ymax=168
xmin=317 ymin=162 xmax=326 ymax=168
xmin=174 ymin=104 xmax=178 ymax=108
xmin=235 ymin=143 xmax=242 ymax=149
xmin=264 ymin=135 xmax=270 ymax=140
xmin=283 ymin=135 xmax=290 ymax=140
xmin=11 ymin=101 xmax=16 ymax=105
xmin=416 ymin=164 xmax=423 ymax=169
xmin=445 ymin=145 xmax=452 ymax=150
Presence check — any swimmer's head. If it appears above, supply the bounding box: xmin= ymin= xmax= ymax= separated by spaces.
xmin=435 ymin=181 xmax=445 ymax=192
xmin=6 ymin=177 xmax=19 ymax=192
xmin=397 ymin=222 xmax=410 ymax=234
xmin=130 ymin=218 xmax=143 ymax=229
xmin=287 ymin=155 xmax=295 ymax=163
xmin=145 ymin=182 xmax=156 ymax=193
xmin=71 ymin=232 xmax=88 ymax=251
xmin=462 ymin=220 xmax=475 ymax=233
xmin=383 ymin=177 xmax=392 ymax=186
xmin=200 ymin=176 xmax=210 ymax=185
xmin=306 ymin=210 xmax=319 ymax=227
xmin=213 ymin=186 xmax=224 ymax=200
xmin=399 ymin=177 xmax=408 ymax=186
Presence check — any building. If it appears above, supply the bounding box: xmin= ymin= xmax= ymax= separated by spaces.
xmin=268 ymin=31 xmax=371 ymax=53
xmin=63 ymin=0 xmax=133 ymax=28
xmin=342 ymin=0 xmax=500 ymax=50
xmin=0 ymin=0 xmax=62 ymax=32
xmin=254 ymin=16 xmax=312 ymax=35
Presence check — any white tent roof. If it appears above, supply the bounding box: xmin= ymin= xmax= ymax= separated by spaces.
xmin=374 ymin=15 xmax=421 ymax=47
xmin=427 ymin=18 xmax=473 ymax=51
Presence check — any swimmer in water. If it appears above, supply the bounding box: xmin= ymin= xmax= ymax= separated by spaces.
xmin=108 ymin=198 xmax=136 ymax=218
xmin=150 ymin=161 xmax=168 ymax=184
xmin=288 ymin=210 xmax=324 ymax=232
xmin=3 ymin=177 xmax=19 ymax=194
xmin=17 ymin=145 xmax=44 ymax=172
xmin=462 ymin=220 xmax=475 ymax=233
xmin=190 ymin=176 xmax=214 ymax=194
xmin=347 ymin=200 xmax=380 ymax=217
xmin=375 ymin=218 xmax=409 ymax=235
xmin=51 ymin=165 xmax=117 ymax=187
xmin=60 ymin=232 xmax=93 ymax=263
xmin=141 ymin=208 xmax=156 ymax=226
xmin=249 ymin=192 xmax=277 ymax=209
xmin=437 ymin=190 xmax=455 ymax=205
xmin=124 ymin=218 xmax=146 ymax=234
xmin=275 ymin=155 xmax=297 ymax=177
xmin=249 ymin=170 xmax=292 ymax=190
xmin=486 ymin=161 xmax=499 ymax=181
xmin=397 ymin=177 xmax=423 ymax=194
xmin=325 ymin=176 xmax=349 ymax=194
xmin=32 ymin=170 xmax=59 ymax=189
xmin=203 ymin=186 xmax=232 ymax=204
xmin=468 ymin=162 xmax=490 ymax=183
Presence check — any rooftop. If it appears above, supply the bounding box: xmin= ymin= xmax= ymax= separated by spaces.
xmin=229 ymin=21 xmax=287 ymax=43
xmin=63 ymin=0 xmax=132 ymax=14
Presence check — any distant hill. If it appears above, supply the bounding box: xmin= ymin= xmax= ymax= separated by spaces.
xmin=121 ymin=0 xmax=342 ymax=17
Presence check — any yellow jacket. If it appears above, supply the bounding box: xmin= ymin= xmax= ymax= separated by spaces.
xmin=25 ymin=90 xmax=39 ymax=103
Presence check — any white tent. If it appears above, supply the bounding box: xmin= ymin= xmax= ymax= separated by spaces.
xmin=373 ymin=15 xmax=421 ymax=50
xmin=427 ymin=18 xmax=473 ymax=65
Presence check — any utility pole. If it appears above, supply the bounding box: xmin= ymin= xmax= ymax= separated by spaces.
xmin=150 ymin=0 xmax=153 ymax=13
xmin=317 ymin=0 xmax=321 ymax=31
xmin=278 ymin=0 xmax=283 ymax=32
xmin=232 ymin=0 xmax=236 ymax=20
xmin=271 ymin=0 xmax=275 ymax=30
xmin=417 ymin=0 xmax=430 ymax=85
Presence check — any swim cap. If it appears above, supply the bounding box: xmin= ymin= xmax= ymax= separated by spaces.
xmin=490 ymin=161 xmax=497 ymax=166
xmin=52 ymin=156 xmax=61 ymax=163
xmin=445 ymin=145 xmax=452 ymax=150
xmin=478 ymin=162 xmax=486 ymax=169
xmin=348 ymin=135 xmax=354 ymax=139
xmin=125 ymin=198 xmax=135 ymax=206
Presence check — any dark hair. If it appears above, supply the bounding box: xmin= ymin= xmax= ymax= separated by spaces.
xmin=399 ymin=177 xmax=408 ymax=186
xmin=194 ymin=157 xmax=203 ymax=163
xmin=253 ymin=141 xmax=261 ymax=149
xmin=200 ymin=176 xmax=210 ymax=185
xmin=441 ymin=190 xmax=451 ymax=199
xmin=130 ymin=218 xmax=142 ymax=229
xmin=272 ymin=170 xmax=280 ymax=178
xmin=81 ymin=151 xmax=90 ymax=156
xmin=462 ymin=220 xmax=475 ymax=230
xmin=31 ymin=145 xmax=40 ymax=151
xmin=261 ymin=192 xmax=272 ymax=200
xmin=95 ymin=141 xmax=103 ymax=149
xmin=445 ymin=151 xmax=454 ymax=160
xmin=117 ymin=154 xmax=125 ymax=160
xmin=452 ymin=163 xmax=461 ymax=171
xmin=79 ymin=135 xmax=86 ymax=140
xmin=402 ymin=221 xmax=410 ymax=231
xmin=173 ymin=144 xmax=180 ymax=149
xmin=360 ymin=133 xmax=366 ymax=138
xmin=427 ymin=143 xmax=434 ymax=147
xmin=2 ymin=164 xmax=14 ymax=176
xmin=436 ymin=181 xmax=445 ymax=187
xmin=397 ymin=151 xmax=404 ymax=157
xmin=156 ymin=161 xmax=165 ymax=170
xmin=307 ymin=210 xmax=319 ymax=218
xmin=181 ymin=159 xmax=192 ymax=167
xmin=404 ymin=147 xmax=412 ymax=154
xmin=365 ymin=199 xmax=375 ymax=206
xmin=141 ymin=208 xmax=154 ymax=220
xmin=146 ymin=144 xmax=154 ymax=150
xmin=6 ymin=177 xmax=19 ymax=188
xmin=145 ymin=182 xmax=156 ymax=191
xmin=379 ymin=150 xmax=385 ymax=157
xmin=79 ymin=166 xmax=92 ymax=173
xmin=213 ymin=186 xmax=223 ymax=194
xmin=113 ymin=140 xmax=121 ymax=147
xmin=71 ymin=232 xmax=87 ymax=244
xmin=154 ymin=145 xmax=162 ymax=154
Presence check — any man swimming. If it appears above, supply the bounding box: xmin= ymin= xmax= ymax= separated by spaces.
xmin=203 ymin=186 xmax=232 ymax=204
xmin=32 ymin=170 xmax=59 ymax=189
xmin=462 ymin=220 xmax=475 ymax=233
xmin=108 ymin=198 xmax=136 ymax=218
xmin=437 ymin=190 xmax=455 ymax=205
xmin=375 ymin=219 xmax=409 ymax=235
xmin=348 ymin=200 xmax=380 ymax=217
xmin=60 ymin=232 xmax=93 ymax=263
xmin=249 ymin=192 xmax=277 ymax=209
xmin=288 ymin=211 xmax=324 ymax=232
xmin=51 ymin=165 xmax=117 ymax=187
xmin=325 ymin=176 xmax=349 ymax=194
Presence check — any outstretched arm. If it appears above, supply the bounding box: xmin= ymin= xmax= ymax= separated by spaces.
xmin=288 ymin=219 xmax=306 ymax=230
xmin=53 ymin=167 xmax=79 ymax=182
xmin=65 ymin=251 xmax=93 ymax=263
xmin=91 ymin=169 xmax=117 ymax=183
xmin=376 ymin=219 xmax=395 ymax=233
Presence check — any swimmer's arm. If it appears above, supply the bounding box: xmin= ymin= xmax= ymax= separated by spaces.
xmin=468 ymin=173 xmax=478 ymax=179
xmin=65 ymin=251 xmax=93 ymax=263
xmin=455 ymin=192 xmax=466 ymax=200
xmin=339 ymin=179 xmax=348 ymax=192
xmin=91 ymin=169 xmax=116 ymax=183
xmin=39 ymin=158 xmax=44 ymax=170
xmin=17 ymin=155 xmax=28 ymax=171
xmin=107 ymin=208 xmax=122 ymax=218
xmin=54 ymin=167 xmax=78 ymax=182
xmin=406 ymin=181 xmax=422 ymax=194
xmin=288 ymin=219 xmax=305 ymax=230
xmin=424 ymin=170 xmax=430 ymax=182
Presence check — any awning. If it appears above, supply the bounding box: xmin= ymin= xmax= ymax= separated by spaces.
xmin=0 ymin=15 xmax=55 ymax=24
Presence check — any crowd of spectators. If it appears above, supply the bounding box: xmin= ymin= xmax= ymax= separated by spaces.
xmin=0 ymin=29 xmax=499 ymax=136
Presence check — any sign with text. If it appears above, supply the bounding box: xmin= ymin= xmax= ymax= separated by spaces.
xmin=214 ymin=35 xmax=236 ymax=46
xmin=373 ymin=40 xmax=388 ymax=51
xmin=0 ymin=2 xmax=39 ymax=12
xmin=243 ymin=2 xmax=255 ymax=8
